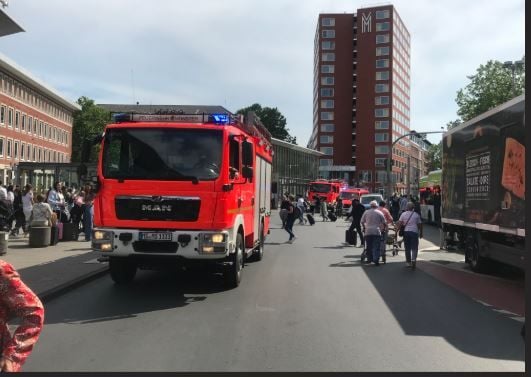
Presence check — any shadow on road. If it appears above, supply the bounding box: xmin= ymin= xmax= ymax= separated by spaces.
xmin=42 ymin=269 xmax=229 ymax=326
xmin=352 ymin=259 xmax=524 ymax=362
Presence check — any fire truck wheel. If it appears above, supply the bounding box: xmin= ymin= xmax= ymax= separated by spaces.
xmin=109 ymin=257 xmax=137 ymax=284
xmin=224 ymin=233 xmax=243 ymax=288
xmin=254 ymin=224 xmax=265 ymax=261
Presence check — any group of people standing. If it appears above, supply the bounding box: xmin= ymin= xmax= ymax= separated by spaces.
xmin=0 ymin=180 xmax=95 ymax=242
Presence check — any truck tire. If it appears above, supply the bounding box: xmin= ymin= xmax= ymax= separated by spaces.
xmin=254 ymin=223 xmax=265 ymax=261
xmin=109 ymin=257 xmax=137 ymax=284
xmin=224 ymin=233 xmax=243 ymax=288
xmin=465 ymin=231 xmax=492 ymax=273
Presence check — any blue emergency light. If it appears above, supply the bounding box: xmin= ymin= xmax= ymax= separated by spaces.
xmin=210 ymin=114 xmax=230 ymax=125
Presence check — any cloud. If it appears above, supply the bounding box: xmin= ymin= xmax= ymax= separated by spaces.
xmin=0 ymin=0 xmax=524 ymax=147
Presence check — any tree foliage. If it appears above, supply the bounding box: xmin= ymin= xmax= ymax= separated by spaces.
xmin=236 ymin=103 xmax=297 ymax=144
xmin=425 ymin=142 xmax=442 ymax=171
xmin=71 ymin=96 xmax=110 ymax=162
xmin=454 ymin=58 xmax=525 ymax=122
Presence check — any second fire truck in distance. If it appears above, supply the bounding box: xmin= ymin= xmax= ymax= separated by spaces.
xmin=90 ymin=110 xmax=273 ymax=288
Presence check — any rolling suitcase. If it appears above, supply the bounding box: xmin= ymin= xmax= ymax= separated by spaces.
xmin=345 ymin=229 xmax=356 ymax=245
xmin=61 ymin=222 xmax=76 ymax=241
xmin=306 ymin=213 xmax=315 ymax=225
xmin=328 ymin=211 xmax=337 ymax=222
xmin=50 ymin=226 xmax=59 ymax=246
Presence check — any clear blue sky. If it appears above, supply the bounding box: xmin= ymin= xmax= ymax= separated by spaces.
xmin=0 ymin=0 xmax=525 ymax=145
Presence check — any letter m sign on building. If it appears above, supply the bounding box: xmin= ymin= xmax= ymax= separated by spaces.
xmin=361 ymin=12 xmax=372 ymax=33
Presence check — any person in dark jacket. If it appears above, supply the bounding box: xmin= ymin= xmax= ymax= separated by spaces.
xmin=347 ymin=198 xmax=366 ymax=247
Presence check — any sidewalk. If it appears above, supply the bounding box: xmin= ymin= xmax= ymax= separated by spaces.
xmin=1 ymin=235 xmax=108 ymax=302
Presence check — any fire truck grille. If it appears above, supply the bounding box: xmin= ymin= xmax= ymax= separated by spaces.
xmin=133 ymin=241 xmax=178 ymax=253
xmin=115 ymin=197 xmax=201 ymax=221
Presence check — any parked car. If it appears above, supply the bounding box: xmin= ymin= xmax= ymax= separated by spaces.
xmin=360 ymin=193 xmax=384 ymax=209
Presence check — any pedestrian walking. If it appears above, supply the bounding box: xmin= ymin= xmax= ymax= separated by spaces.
xmin=347 ymin=198 xmax=366 ymax=247
xmin=314 ymin=196 xmax=321 ymax=215
xmin=398 ymin=194 xmax=408 ymax=217
xmin=279 ymin=194 xmax=290 ymax=229
xmin=390 ymin=193 xmax=400 ymax=221
xmin=83 ymin=184 xmax=95 ymax=241
xmin=284 ymin=194 xmax=297 ymax=243
xmin=335 ymin=196 xmax=343 ymax=218
xmin=360 ymin=201 xmax=386 ymax=266
xmin=378 ymin=201 xmax=394 ymax=263
xmin=21 ymin=184 xmax=34 ymax=237
xmin=320 ymin=198 xmax=329 ymax=221
xmin=397 ymin=202 xmax=423 ymax=269
xmin=10 ymin=187 xmax=25 ymax=237
xmin=296 ymin=196 xmax=307 ymax=225
xmin=0 ymin=259 xmax=45 ymax=372
xmin=0 ymin=182 xmax=7 ymax=201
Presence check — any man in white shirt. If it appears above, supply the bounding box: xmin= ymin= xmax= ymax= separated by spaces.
xmin=360 ymin=200 xmax=386 ymax=266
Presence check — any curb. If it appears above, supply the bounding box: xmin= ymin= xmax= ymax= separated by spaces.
xmin=39 ymin=266 xmax=109 ymax=303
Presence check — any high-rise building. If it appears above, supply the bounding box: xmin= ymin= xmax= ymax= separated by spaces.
xmin=309 ymin=4 xmax=411 ymax=196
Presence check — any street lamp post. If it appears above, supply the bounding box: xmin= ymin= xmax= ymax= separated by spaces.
xmin=386 ymin=130 xmax=446 ymax=200
xmin=503 ymin=60 xmax=524 ymax=95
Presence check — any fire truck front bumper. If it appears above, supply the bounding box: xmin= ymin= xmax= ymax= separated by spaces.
xmin=92 ymin=228 xmax=235 ymax=260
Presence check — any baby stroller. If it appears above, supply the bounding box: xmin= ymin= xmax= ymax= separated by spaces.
xmin=387 ymin=224 xmax=402 ymax=256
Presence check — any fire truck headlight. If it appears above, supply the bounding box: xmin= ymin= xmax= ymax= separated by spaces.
xmin=100 ymin=243 xmax=113 ymax=251
xmin=94 ymin=230 xmax=113 ymax=241
xmin=199 ymin=233 xmax=227 ymax=254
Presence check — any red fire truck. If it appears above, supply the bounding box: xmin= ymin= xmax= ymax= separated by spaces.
xmin=307 ymin=179 xmax=342 ymax=204
xmin=90 ymin=111 xmax=273 ymax=288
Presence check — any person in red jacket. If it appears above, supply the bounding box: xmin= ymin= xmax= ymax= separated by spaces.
xmin=0 ymin=260 xmax=44 ymax=372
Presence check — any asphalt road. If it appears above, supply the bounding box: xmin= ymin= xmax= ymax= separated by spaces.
xmin=24 ymin=213 xmax=525 ymax=372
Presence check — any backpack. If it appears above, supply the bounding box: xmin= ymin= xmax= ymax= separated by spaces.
xmin=293 ymin=205 xmax=302 ymax=218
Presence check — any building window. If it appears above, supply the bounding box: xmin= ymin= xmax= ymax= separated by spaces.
xmin=320 ymin=135 xmax=334 ymax=144
xmin=33 ymin=119 xmax=37 ymax=134
xmin=375 ymin=84 xmax=389 ymax=93
xmin=375 ymin=120 xmax=389 ymax=129
xmin=376 ymin=59 xmax=389 ymax=68
xmin=8 ymin=108 xmax=13 ymax=127
xmin=376 ymin=71 xmax=389 ymax=80
xmin=375 ymin=108 xmax=389 ymax=117
xmin=322 ymin=30 xmax=335 ymax=38
xmin=321 ymin=76 xmax=334 ymax=85
xmin=14 ymin=142 xmax=18 ymax=159
xmin=322 ymin=17 xmax=335 ymax=26
xmin=321 ymin=88 xmax=334 ymax=97
xmin=322 ymin=53 xmax=335 ymax=61
xmin=320 ymin=147 xmax=334 ymax=155
xmin=376 ymin=10 xmax=390 ymax=19
xmin=376 ymin=34 xmax=390 ymax=44
xmin=321 ymin=100 xmax=334 ymax=108
xmin=21 ymin=143 xmax=25 ymax=160
xmin=7 ymin=139 xmax=12 ymax=157
xmin=375 ymin=133 xmax=389 ymax=142
xmin=319 ymin=159 xmax=333 ymax=166
xmin=375 ymin=158 xmax=386 ymax=167
xmin=15 ymin=111 xmax=20 ymax=129
xmin=321 ymin=112 xmax=334 ymax=120
xmin=375 ymin=145 xmax=389 ymax=154
xmin=321 ymin=123 xmax=335 ymax=132
xmin=0 ymin=106 xmax=5 ymax=124
xmin=21 ymin=114 xmax=26 ymax=131
xmin=26 ymin=145 xmax=30 ymax=160
xmin=376 ymin=46 xmax=390 ymax=56
xmin=321 ymin=65 xmax=335 ymax=73
xmin=0 ymin=138 xmax=3 ymax=156
xmin=375 ymin=96 xmax=390 ymax=105
xmin=376 ymin=22 xmax=390 ymax=31
xmin=322 ymin=41 xmax=335 ymax=50
xmin=32 ymin=147 xmax=36 ymax=161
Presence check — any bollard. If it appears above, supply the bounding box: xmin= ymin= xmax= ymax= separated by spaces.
xmin=0 ymin=231 xmax=8 ymax=255
xmin=29 ymin=227 xmax=51 ymax=248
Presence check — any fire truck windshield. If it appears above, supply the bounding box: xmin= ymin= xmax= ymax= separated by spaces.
xmin=102 ymin=128 xmax=223 ymax=181
xmin=309 ymin=183 xmax=331 ymax=193
xmin=339 ymin=191 xmax=356 ymax=200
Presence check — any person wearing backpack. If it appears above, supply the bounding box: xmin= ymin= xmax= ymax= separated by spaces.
xmin=296 ymin=196 xmax=307 ymax=225
xmin=284 ymin=195 xmax=297 ymax=243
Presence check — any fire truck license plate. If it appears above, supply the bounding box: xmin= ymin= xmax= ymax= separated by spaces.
xmin=139 ymin=232 xmax=173 ymax=241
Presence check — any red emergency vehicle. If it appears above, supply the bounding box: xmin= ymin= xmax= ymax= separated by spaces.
xmin=307 ymin=179 xmax=342 ymax=204
xmin=90 ymin=110 xmax=273 ymax=288
xmin=338 ymin=187 xmax=369 ymax=214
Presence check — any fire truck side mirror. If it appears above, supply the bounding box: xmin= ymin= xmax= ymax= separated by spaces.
xmin=242 ymin=141 xmax=254 ymax=167
xmin=242 ymin=166 xmax=253 ymax=180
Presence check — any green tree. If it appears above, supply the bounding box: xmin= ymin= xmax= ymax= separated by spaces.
xmin=455 ymin=57 xmax=525 ymax=122
xmin=71 ymin=96 xmax=110 ymax=162
xmin=236 ymin=103 xmax=297 ymax=144
xmin=446 ymin=119 xmax=461 ymax=130
xmin=425 ymin=142 xmax=442 ymax=171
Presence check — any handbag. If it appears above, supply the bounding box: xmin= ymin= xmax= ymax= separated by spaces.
xmin=398 ymin=211 xmax=415 ymax=237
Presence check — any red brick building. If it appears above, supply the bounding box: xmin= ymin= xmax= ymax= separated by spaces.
xmin=0 ymin=53 xmax=80 ymax=187
xmin=309 ymin=5 xmax=411 ymax=195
